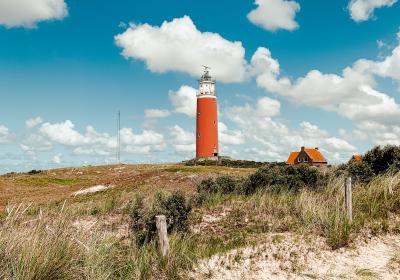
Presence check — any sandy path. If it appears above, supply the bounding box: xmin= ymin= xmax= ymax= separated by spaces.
xmin=191 ymin=234 xmax=400 ymax=279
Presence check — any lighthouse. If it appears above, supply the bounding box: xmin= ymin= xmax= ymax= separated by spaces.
xmin=196 ymin=66 xmax=219 ymax=159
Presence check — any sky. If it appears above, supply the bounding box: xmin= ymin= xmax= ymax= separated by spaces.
xmin=1 ymin=0 xmax=400 ymax=173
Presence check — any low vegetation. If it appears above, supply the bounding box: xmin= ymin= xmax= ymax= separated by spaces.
xmin=338 ymin=144 xmax=400 ymax=183
xmin=184 ymin=158 xmax=274 ymax=168
xmin=0 ymin=145 xmax=400 ymax=279
xmin=131 ymin=192 xmax=191 ymax=245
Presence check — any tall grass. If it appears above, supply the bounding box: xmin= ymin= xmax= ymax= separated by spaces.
xmin=199 ymin=172 xmax=400 ymax=249
xmin=0 ymin=206 xmax=82 ymax=280
xmin=1 ymin=172 xmax=399 ymax=279
xmin=0 ymin=204 xmax=197 ymax=280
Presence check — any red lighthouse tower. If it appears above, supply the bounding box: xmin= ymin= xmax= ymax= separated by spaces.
xmin=196 ymin=67 xmax=219 ymax=159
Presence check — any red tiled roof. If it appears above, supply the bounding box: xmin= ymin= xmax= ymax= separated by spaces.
xmin=286 ymin=152 xmax=299 ymax=165
xmin=352 ymin=154 xmax=363 ymax=161
xmin=304 ymin=148 xmax=327 ymax=163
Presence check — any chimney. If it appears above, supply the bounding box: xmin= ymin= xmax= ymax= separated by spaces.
xmin=301 ymin=146 xmax=305 ymax=151
xmin=315 ymin=147 xmax=319 ymax=150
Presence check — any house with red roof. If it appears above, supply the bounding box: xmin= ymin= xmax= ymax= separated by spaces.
xmin=286 ymin=147 xmax=328 ymax=167
xmin=350 ymin=154 xmax=363 ymax=162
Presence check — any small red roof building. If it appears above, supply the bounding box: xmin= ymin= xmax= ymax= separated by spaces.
xmin=286 ymin=147 xmax=328 ymax=166
xmin=350 ymin=154 xmax=363 ymax=162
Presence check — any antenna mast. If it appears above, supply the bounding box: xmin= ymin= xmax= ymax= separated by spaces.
xmin=117 ymin=110 xmax=121 ymax=164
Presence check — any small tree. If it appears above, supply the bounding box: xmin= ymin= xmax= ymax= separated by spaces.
xmin=347 ymin=160 xmax=374 ymax=183
xmin=363 ymin=145 xmax=400 ymax=175
xmin=131 ymin=192 xmax=191 ymax=246
xmin=241 ymin=164 xmax=324 ymax=195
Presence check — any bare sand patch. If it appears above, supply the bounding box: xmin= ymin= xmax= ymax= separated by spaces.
xmin=73 ymin=185 xmax=114 ymax=196
xmin=191 ymin=233 xmax=400 ymax=279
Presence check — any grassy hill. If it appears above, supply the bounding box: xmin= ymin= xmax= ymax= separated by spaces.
xmin=0 ymin=164 xmax=254 ymax=212
xmin=0 ymin=162 xmax=400 ymax=279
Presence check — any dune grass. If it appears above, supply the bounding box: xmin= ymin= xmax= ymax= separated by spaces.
xmin=0 ymin=172 xmax=399 ymax=279
xmin=0 ymin=204 xmax=199 ymax=280
xmin=195 ymin=172 xmax=400 ymax=250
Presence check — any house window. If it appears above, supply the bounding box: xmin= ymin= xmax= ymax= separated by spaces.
xmin=297 ymin=157 xmax=301 ymax=163
xmin=304 ymin=157 xmax=308 ymax=162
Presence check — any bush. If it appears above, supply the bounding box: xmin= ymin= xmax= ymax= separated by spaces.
xmin=196 ymin=165 xmax=325 ymax=197
xmin=196 ymin=175 xmax=243 ymax=196
xmin=242 ymin=165 xmax=324 ymax=195
xmin=363 ymin=145 xmax=400 ymax=175
xmin=215 ymin=176 xmax=238 ymax=194
xmin=347 ymin=161 xmax=374 ymax=183
xmin=131 ymin=192 xmax=191 ymax=246
xmin=184 ymin=158 xmax=270 ymax=168
xmin=27 ymin=169 xmax=42 ymax=175
xmin=196 ymin=178 xmax=217 ymax=194
xmin=338 ymin=145 xmax=400 ymax=181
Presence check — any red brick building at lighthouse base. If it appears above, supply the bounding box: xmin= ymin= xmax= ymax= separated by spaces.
xmin=196 ymin=68 xmax=219 ymax=159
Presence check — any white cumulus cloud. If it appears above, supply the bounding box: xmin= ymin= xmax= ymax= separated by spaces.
xmin=0 ymin=125 xmax=12 ymax=144
xmin=348 ymin=0 xmax=397 ymax=22
xmin=248 ymin=0 xmax=300 ymax=31
xmin=225 ymin=98 xmax=355 ymax=162
xmin=170 ymin=125 xmax=195 ymax=154
xmin=0 ymin=0 xmax=68 ymax=28
xmin=144 ymin=109 xmax=171 ymax=119
xmin=40 ymin=120 xmax=87 ymax=146
xmin=219 ymin=122 xmax=245 ymax=146
xmin=169 ymin=85 xmax=197 ymax=117
xmin=115 ymin=16 xmax=248 ymax=83
xmin=25 ymin=117 xmax=43 ymax=129
xmin=250 ymin=45 xmax=400 ymax=124
xmin=20 ymin=134 xmax=53 ymax=155
xmin=52 ymin=153 xmax=62 ymax=164
xmin=38 ymin=120 xmax=165 ymax=156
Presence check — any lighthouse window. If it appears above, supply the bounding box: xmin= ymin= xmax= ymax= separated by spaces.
xmin=198 ymin=133 xmax=200 ymax=138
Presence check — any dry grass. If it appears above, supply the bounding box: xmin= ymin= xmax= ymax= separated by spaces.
xmin=1 ymin=165 xmax=400 ymax=279
xmin=194 ymin=173 xmax=400 ymax=250
xmin=0 ymin=163 xmax=254 ymax=212
xmin=0 ymin=204 xmax=199 ymax=280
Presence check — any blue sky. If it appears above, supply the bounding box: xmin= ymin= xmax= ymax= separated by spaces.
xmin=1 ymin=0 xmax=400 ymax=173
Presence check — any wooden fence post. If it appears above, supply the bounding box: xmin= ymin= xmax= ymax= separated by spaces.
xmin=156 ymin=215 xmax=169 ymax=257
xmin=345 ymin=177 xmax=353 ymax=223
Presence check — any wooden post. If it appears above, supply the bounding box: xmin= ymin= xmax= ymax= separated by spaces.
xmin=155 ymin=215 xmax=169 ymax=257
xmin=345 ymin=177 xmax=353 ymax=223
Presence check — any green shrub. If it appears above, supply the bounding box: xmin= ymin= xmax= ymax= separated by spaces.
xmin=215 ymin=176 xmax=237 ymax=194
xmin=184 ymin=158 xmax=270 ymax=168
xmin=241 ymin=165 xmax=323 ymax=195
xmin=363 ymin=145 xmax=400 ymax=175
xmin=197 ymin=178 xmax=217 ymax=194
xmin=196 ymin=175 xmax=243 ymax=196
xmin=347 ymin=160 xmax=374 ymax=183
xmin=190 ymin=192 xmax=209 ymax=206
xmin=27 ymin=169 xmax=42 ymax=175
xmin=338 ymin=145 xmax=400 ymax=181
xmin=131 ymin=192 xmax=191 ymax=246
xmin=162 ymin=192 xmax=192 ymax=232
